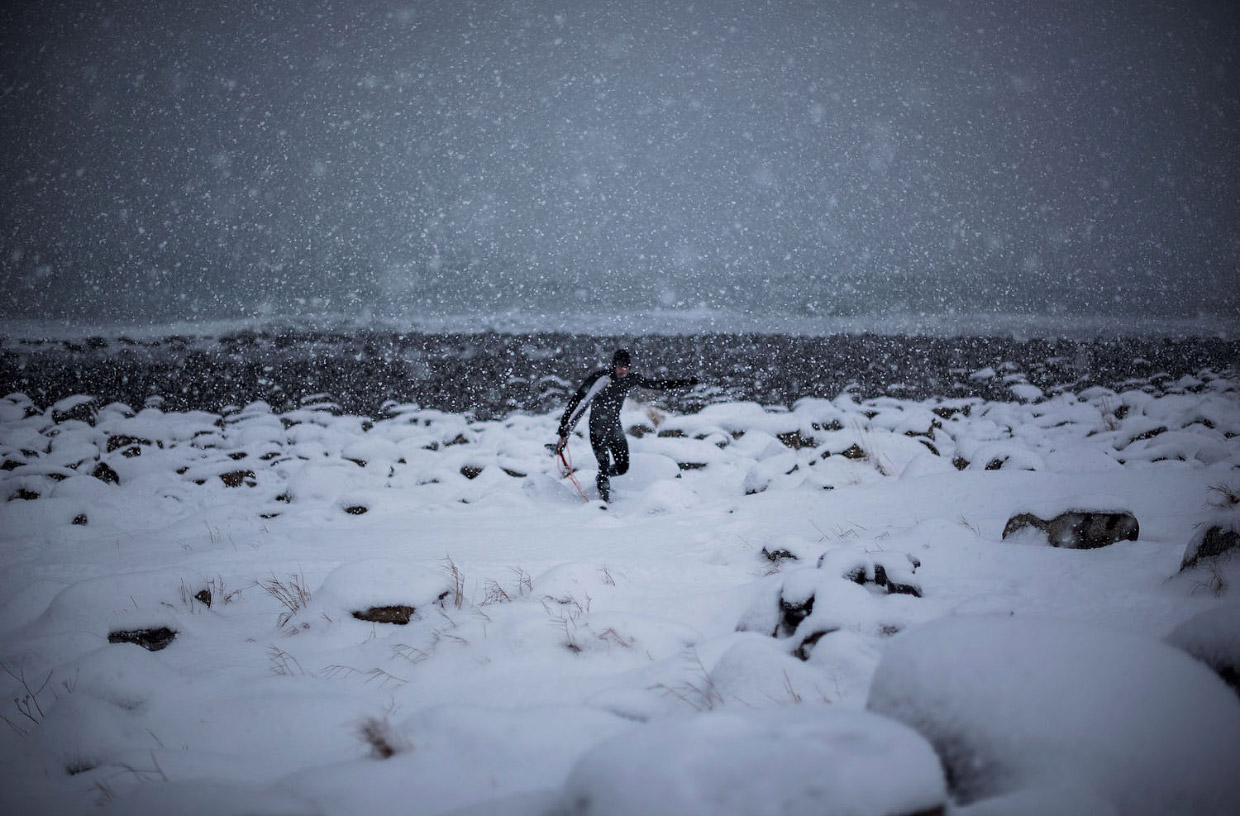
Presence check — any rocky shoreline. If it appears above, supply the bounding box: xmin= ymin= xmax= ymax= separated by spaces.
xmin=2 ymin=330 xmax=1237 ymax=419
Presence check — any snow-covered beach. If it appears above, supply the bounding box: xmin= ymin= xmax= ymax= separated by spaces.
xmin=2 ymin=329 xmax=1240 ymax=815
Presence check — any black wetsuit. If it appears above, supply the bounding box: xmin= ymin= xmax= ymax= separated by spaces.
xmin=558 ymin=369 xmax=694 ymax=478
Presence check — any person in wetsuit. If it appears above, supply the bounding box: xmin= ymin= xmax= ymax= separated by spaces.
xmin=556 ymin=348 xmax=696 ymax=502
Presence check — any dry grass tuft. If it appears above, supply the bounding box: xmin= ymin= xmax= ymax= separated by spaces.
xmin=258 ymin=569 xmax=312 ymax=628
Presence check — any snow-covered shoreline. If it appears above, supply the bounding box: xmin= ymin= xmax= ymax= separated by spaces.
xmin=2 ymin=366 xmax=1239 ymax=814
xmin=4 ymin=327 xmax=1237 ymax=422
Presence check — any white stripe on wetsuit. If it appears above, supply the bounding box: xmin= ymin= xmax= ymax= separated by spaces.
xmin=566 ymin=374 xmax=610 ymax=432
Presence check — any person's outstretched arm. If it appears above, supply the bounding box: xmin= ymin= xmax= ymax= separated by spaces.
xmin=632 ymin=373 xmax=699 ymax=391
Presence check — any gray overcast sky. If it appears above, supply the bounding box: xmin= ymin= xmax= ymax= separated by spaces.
xmin=2 ymin=0 xmax=1237 ymax=325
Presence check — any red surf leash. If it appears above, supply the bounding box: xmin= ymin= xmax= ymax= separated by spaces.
xmin=555 ymin=439 xmax=590 ymax=502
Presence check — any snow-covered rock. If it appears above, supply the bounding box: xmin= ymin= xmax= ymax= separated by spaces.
xmin=554 ymin=707 xmax=946 ymax=816
xmin=1181 ymin=510 xmax=1240 ymax=571
xmin=1166 ymin=604 xmax=1240 ymax=695
xmin=867 ymin=616 xmax=1240 ymax=814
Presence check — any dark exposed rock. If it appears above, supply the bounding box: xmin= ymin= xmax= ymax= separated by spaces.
xmin=72 ymin=514 xmax=88 ymax=525
xmin=343 ymin=505 xmax=369 ymax=515
xmin=874 ymin=563 xmax=923 ymax=598
xmin=1003 ymin=511 xmax=1139 ymax=549
xmin=108 ymin=627 xmax=176 ymax=651
xmin=194 ymin=589 xmax=212 ymax=607
xmin=761 ymin=546 xmax=798 ymax=564
xmin=834 ymin=553 xmax=923 ymax=597
xmin=460 ymin=465 xmax=483 ymax=479
xmin=1180 ymin=524 xmax=1240 ymax=572
xmin=1124 ymin=426 xmax=1168 ymax=446
xmin=52 ymin=398 xmax=96 ymax=425
xmin=92 ymin=462 xmax=120 ymax=484
xmin=793 ymin=627 xmax=838 ymax=661
xmin=776 ymin=594 xmax=814 ymax=638
xmin=840 ymin=443 xmax=867 ymax=460
xmin=106 ymin=434 xmax=150 ymax=453
xmin=352 ymin=605 xmax=415 ymax=625
xmin=219 ymin=469 xmax=255 ymax=487
xmin=777 ymin=430 xmax=816 ymax=449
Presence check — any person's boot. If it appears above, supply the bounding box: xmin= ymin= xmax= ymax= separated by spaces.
xmin=596 ymin=473 xmax=611 ymax=503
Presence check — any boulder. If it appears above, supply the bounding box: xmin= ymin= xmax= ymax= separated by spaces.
xmin=556 ymin=707 xmax=947 ymax=816
xmin=108 ymin=627 xmax=177 ymax=652
xmin=91 ymin=461 xmax=120 ymax=485
xmin=352 ymin=605 xmax=415 ymax=625
xmin=219 ymin=469 xmax=256 ymax=487
xmin=52 ymin=395 xmax=97 ymax=425
xmin=1181 ymin=522 xmax=1240 ymax=572
xmin=867 ymin=616 xmax=1240 ymax=814
xmin=1166 ymin=605 xmax=1240 ymax=696
xmin=1002 ymin=511 xmax=1138 ymax=549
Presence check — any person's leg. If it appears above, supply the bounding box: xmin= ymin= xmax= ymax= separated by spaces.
xmin=608 ymin=429 xmax=630 ymax=476
xmin=590 ymin=431 xmax=613 ymax=476
xmin=591 ymin=427 xmax=624 ymax=501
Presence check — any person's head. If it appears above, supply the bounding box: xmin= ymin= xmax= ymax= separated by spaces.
xmin=612 ymin=348 xmax=631 ymax=377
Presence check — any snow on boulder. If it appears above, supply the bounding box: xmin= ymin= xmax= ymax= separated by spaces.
xmin=555 ymin=707 xmax=947 ymax=816
xmin=962 ymin=441 xmax=1045 ymax=472
xmin=1180 ymin=508 xmax=1240 ymax=572
xmin=2 ymin=568 xmax=213 ymax=666
xmin=899 ymin=451 xmax=956 ymax=480
xmin=301 ymin=559 xmax=457 ymax=628
xmin=1166 ymin=604 xmax=1240 ymax=695
xmin=705 ymin=634 xmax=841 ymax=707
xmin=620 ymin=452 xmax=681 ymax=488
xmin=634 ymin=479 xmax=701 ymax=515
xmin=341 ymin=436 xmax=404 ymax=468
xmin=283 ymin=459 xmax=361 ymax=502
xmin=736 ymin=549 xmax=924 ymax=664
xmin=1009 ymin=382 xmax=1044 ymax=402
xmin=866 ymin=616 xmax=1240 ymax=814
xmin=51 ymin=394 xmax=97 ymax=425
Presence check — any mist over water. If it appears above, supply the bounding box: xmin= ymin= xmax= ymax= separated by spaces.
xmin=2 ymin=0 xmax=1238 ymax=329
